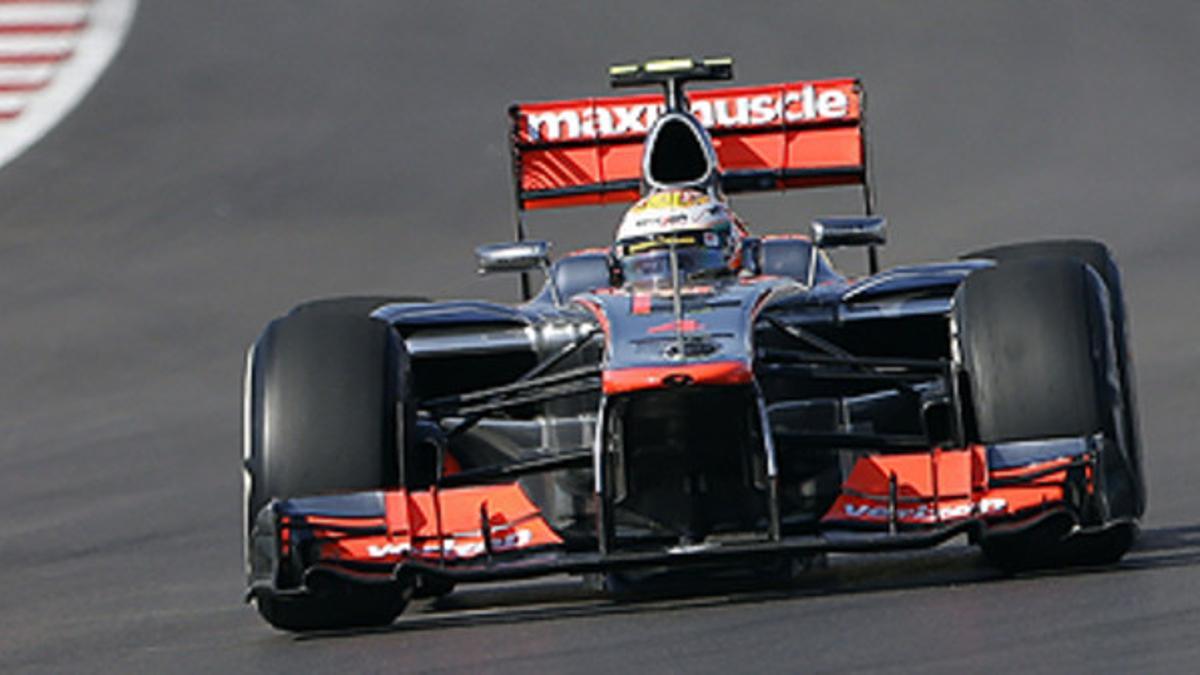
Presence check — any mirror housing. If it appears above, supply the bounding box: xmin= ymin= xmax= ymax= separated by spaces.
xmin=808 ymin=216 xmax=887 ymax=285
xmin=476 ymin=240 xmax=552 ymax=274
xmin=811 ymin=216 xmax=886 ymax=249
xmin=476 ymin=240 xmax=564 ymax=305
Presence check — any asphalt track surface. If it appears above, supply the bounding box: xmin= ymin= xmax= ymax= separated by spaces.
xmin=2 ymin=2 xmax=1199 ymax=672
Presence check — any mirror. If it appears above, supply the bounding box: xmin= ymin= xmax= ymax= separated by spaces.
xmin=476 ymin=240 xmax=552 ymax=274
xmin=811 ymin=216 xmax=887 ymax=249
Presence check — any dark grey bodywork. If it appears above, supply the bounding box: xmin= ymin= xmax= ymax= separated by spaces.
xmin=371 ymin=247 xmax=987 ymax=543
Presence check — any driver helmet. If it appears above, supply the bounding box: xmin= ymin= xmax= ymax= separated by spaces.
xmin=612 ymin=189 xmax=746 ymax=284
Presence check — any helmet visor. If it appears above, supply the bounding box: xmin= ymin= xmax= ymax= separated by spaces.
xmin=616 ymin=229 xmax=732 ymax=284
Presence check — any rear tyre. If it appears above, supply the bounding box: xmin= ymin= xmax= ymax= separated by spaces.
xmin=963 ymin=240 xmax=1145 ymax=516
xmin=953 ymin=258 xmax=1137 ymax=571
xmin=244 ymin=297 xmax=416 ymax=631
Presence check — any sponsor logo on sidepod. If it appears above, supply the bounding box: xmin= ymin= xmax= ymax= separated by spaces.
xmin=524 ymin=85 xmax=851 ymax=142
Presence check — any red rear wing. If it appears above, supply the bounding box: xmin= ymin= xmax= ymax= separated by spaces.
xmin=509 ymin=78 xmax=865 ymax=211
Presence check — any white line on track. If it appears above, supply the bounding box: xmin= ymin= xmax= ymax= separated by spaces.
xmin=0 ymin=63 xmax=53 ymax=87
xmin=0 ymin=4 xmax=90 ymax=25
xmin=0 ymin=34 xmax=75 ymax=58
xmin=0 ymin=92 xmax=26 ymax=110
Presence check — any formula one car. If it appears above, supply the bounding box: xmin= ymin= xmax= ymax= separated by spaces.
xmin=244 ymin=57 xmax=1146 ymax=631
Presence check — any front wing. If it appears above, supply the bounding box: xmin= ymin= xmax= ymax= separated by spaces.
xmin=248 ymin=434 xmax=1132 ymax=601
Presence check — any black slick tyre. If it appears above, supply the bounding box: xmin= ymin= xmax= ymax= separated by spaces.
xmin=953 ymin=257 xmax=1135 ymax=570
xmin=963 ymin=240 xmax=1145 ymax=516
xmin=244 ymin=297 xmax=416 ymax=631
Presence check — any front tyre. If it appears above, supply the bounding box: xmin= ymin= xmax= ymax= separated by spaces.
xmin=244 ymin=297 xmax=415 ymax=631
xmin=954 ymin=258 xmax=1138 ymax=571
xmin=963 ymin=240 xmax=1145 ymax=516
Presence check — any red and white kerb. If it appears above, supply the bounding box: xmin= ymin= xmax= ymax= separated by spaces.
xmin=0 ymin=0 xmax=137 ymax=167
